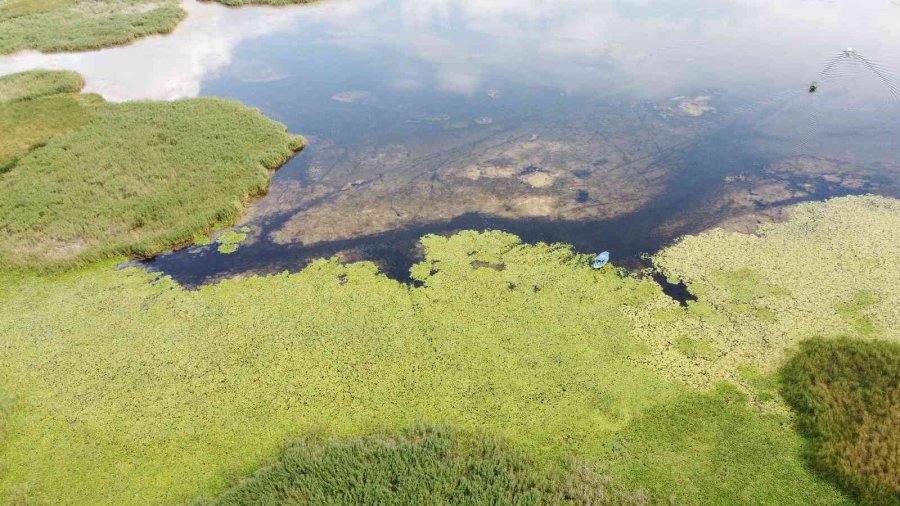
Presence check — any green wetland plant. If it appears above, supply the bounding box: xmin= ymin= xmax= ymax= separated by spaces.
xmin=781 ymin=339 xmax=900 ymax=505
xmin=216 ymin=229 xmax=249 ymax=255
xmin=0 ymin=0 xmax=186 ymax=55
xmin=198 ymin=425 xmax=659 ymax=506
xmin=0 ymin=70 xmax=98 ymax=172
xmin=1 ymin=206 xmax=881 ymax=503
xmin=196 ymin=425 xmax=551 ymax=505
xmin=631 ymin=195 xmax=900 ymax=400
xmin=0 ymin=92 xmax=304 ymax=270
xmin=0 ymin=70 xmax=84 ymax=103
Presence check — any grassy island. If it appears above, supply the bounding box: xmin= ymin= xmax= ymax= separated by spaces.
xmin=0 ymin=70 xmax=304 ymax=271
xmin=0 ymin=0 xmax=325 ymax=56
xmin=1 ymin=190 xmax=897 ymax=503
xmin=0 ymin=0 xmax=186 ymax=55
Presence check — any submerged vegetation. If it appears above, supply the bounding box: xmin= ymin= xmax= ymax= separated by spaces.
xmin=781 ymin=339 xmax=900 ymax=505
xmin=0 ymin=0 xmax=185 ymax=55
xmin=0 ymin=70 xmax=304 ymax=271
xmin=4 ymin=195 xmax=898 ymax=504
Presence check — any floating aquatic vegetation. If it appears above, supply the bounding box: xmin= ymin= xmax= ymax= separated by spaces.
xmin=629 ymin=196 xmax=900 ymax=404
xmin=229 ymin=59 xmax=289 ymax=83
xmin=216 ymin=229 xmax=249 ymax=255
xmin=0 ymin=196 xmax=892 ymax=504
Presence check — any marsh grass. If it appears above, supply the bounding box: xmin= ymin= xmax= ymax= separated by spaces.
xmin=198 ymin=426 xmax=550 ymax=505
xmin=0 ymin=70 xmax=84 ymax=103
xmin=0 ymin=92 xmax=101 ymax=172
xmin=0 ymin=70 xmax=97 ymax=171
xmin=0 ymin=94 xmax=303 ymax=270
xmin=0 ymin=0 xmax=185 ymax=55
xmin=781 ymin=339 xmax=900 ymax=505
xmin=199 ymin=425 xmax=658 ymax=506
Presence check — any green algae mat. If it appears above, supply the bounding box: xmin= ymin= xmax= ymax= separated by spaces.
xmin=1 ymin=196 xmax=898 ymax=504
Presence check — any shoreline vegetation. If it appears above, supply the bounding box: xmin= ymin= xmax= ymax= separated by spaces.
xmin=0 ymin=0 xmax=186 ymax=55
xmin=0 ymin=70 xmax=304 ymax=271
xmin=0 ymin=0 xmax=320 ymax=56
xmin=0 ymin=133 xmax=897 ymax=506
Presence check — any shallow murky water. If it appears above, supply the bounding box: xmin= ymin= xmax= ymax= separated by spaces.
xmin=3 ymin=0 xmax=900 ymax=284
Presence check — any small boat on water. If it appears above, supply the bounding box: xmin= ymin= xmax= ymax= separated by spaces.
xmin=592 ymin=251 xmax=610 ymax=269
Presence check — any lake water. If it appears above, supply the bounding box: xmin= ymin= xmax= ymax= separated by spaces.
xmin=3 ymin=0 xmax=900 ymax=284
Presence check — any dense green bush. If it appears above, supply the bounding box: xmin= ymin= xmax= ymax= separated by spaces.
xmin=781 ymin=339 xmax=900 ymax=505
xmin=198 ymin=425 xmax=658 ymax=506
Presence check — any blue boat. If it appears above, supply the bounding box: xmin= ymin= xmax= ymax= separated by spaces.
xmin=592 ymin=251 xmax=610 ymax=269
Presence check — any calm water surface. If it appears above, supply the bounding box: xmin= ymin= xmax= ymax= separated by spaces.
xmin=3 ymin=0 xmax=900 ymax=284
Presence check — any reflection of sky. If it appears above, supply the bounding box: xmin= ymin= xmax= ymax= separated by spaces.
xmin=1 ymin=0 xmax=899 ymax=103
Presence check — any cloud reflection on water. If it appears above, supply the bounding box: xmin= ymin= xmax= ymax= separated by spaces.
xmin=2 ymin=0 xmax=900 ymax=103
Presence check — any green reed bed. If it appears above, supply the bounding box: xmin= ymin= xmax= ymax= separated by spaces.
xmin=0 ymin=70 xmax=84 ymax=103
xmin=0 ymin=0 xmax=185 ymax=55
xmin=0 ymin=72 xmax=304 ymax=271
xmin=0 ymin=99 xmax=101 ymax=173
xmin=197 ymin=426 xmax=554 ymax=506
xmin=0 ymin=70 xmax=97 ymax=172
